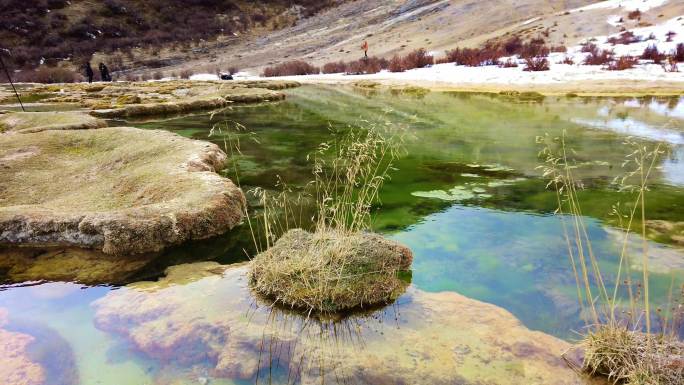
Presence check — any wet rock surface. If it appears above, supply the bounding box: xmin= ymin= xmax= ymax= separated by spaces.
xmin=0 ymin=127 xmax=245 ymax=255
xmin=0 ymin=247 xmax=153 ymax=285
xmin=93 ymin=262 xmax=593 ymax=385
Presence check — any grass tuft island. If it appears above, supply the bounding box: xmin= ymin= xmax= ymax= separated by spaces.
xmin=250 ymin=229 xmax=413 ymax=314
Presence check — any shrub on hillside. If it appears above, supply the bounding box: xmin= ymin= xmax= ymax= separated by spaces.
xmin=498 ymin=58 xmax=518 ymax=68
xmin=12 ymin=66 xmax=82 ymax=83
xmin=179 ymin=69 xmax=193 ymax=79
xmin=627 ymin=9 xmax=641 ymax=20
xmin=606 ymin=31 xmax=642 ymax=45
xmin=322 ymin=61 xmax=346 ymax=74
xmin=606 ymin=56 xmax=639 ymax=71
xmin=583 ymin=44 xmax=614 ymax=65
xmin=446 ymin=47 xmax=502 ymax=67
xmin=665 ymin=31 xmax=676 ymax=42
xmin=523 ymin=57 xmax=550 ymax=71
xmin=641 ymin=44 xmax=665 ymax=64
xmin=560 ymin=56 xmax=575 ymax=65
xmin=262 ymin=60 xmax=319 ymax=77
xmin=401 ymin=48 xmax=434 ymax=70
xmin=388 ymin=55 xmax=405 ymax=72
xmin=346 ymin=57 xmax=386 ymax=74
xmin=674 ymin=43 xmax=684 ymax=62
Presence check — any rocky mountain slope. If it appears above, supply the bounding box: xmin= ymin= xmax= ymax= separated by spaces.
xmin=0 ymin=0 xmax=341 ymax=68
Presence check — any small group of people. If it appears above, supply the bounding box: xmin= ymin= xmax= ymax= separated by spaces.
xmin=84 ymin=62 xmax=111 ymax=83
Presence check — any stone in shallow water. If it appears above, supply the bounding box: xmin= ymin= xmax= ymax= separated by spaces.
xmin=0 ymin=127 xmax=245 ymax=255
xmin=250 ymin=229 xmax=413 ymax=313
xmin=93 ymin=262 xmax=593 ymax=385
xmin=0 ymin=309 xmax=45 ymax=385
xmin=0 ymin=247 xmax=153 ymax=285
xmin=0 ymin=111 xmax=107 ymax=134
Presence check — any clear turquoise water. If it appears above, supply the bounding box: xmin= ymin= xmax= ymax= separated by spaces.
xmin=1 ymin=86 xmax=683 ymax=384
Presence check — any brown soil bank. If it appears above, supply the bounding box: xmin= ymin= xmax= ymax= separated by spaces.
xmin=0 ymin=127 xmax=245 ymax=255
xmin=0 ymin=111 xmax=107 ymax=133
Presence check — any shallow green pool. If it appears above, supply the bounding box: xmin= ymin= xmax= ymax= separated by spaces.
xmin=1 ymin=85 xmax=682 ymax=384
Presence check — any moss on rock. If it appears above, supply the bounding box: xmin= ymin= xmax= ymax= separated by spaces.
xmin=0 ymin=127 xmax=245 ymax=255
xmin=0 ymin=111 xmax=107 ymax=133
xmin=1 ymin=80 xmax=298 ymax=118
xmin=249 ymin=229 xmax=413 ymax=314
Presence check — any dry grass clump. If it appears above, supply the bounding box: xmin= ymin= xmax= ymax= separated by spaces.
xmin=250 ymin=229 xmax=413 ymax=314
xmin=540 ymin=133 xmax=683 ymax=384
xmin=243 ymin=122 xmax=411 ymax=316
xmin=582 ymin=325 xmax=683 ymax=385
xmin=262 ymin=60 xmax=319 ymax=77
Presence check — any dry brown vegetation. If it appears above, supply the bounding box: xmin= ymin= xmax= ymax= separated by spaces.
xmin=444 ymin=36 xmax=555 ymax=67
xmin=606 ymin=56 xmax=639 ymax=71
xmin=641 ymin=44 xmax=666 ymax=64
xmin=540 ymin=134 xmax=684 ymax=385
xmin=1 ymin=0 xmax=339 ymax=69
xmin=4 ymin=66 xmax=83 ymax=83
xmin=607 ymin=31 xmax=643 ymax=46
xmin=241 ymin=121 xmax=411 ymax=315
xmin=262 ymin=60 xmax=319 ymax=77
xmin=523 ymin=57 xmax=550 ymax=71
xmin=583 ymin=44 xmax=614 ymax=65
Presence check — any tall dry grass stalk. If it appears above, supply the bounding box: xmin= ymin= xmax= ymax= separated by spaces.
xmin=218 ymin=119 xmax=406 ymax=253
xmin=538 ymin=131 xmax=683 ymax=384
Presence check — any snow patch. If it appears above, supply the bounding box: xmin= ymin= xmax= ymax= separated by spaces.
xmin=570 ymin=0 xmax=670 ymax=13
xmin=190 ymin=73 xmax=220 ymax=81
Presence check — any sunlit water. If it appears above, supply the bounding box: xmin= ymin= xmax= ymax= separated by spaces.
xmin=1 ymin=86 xmax=683 ymax=384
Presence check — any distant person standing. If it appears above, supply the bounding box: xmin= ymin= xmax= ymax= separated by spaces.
xmin=99 ymin=63 xmax=112 ymax=82
xmin=361 ymin=40 xmax=369 ymax=59
xmin=84 ymin=62 xmax=94 ymax=83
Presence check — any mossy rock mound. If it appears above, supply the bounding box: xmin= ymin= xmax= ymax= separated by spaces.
xmin=250 ymin=229 xmax=413 ymax=314
xmin=0 ymin=127 xmax=245 ymax=255
xmin=0 ymin=111 xmax=107 ymax=133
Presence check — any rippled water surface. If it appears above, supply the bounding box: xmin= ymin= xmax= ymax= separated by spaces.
xmin=1 ymin=86 xmax=683 ymax=384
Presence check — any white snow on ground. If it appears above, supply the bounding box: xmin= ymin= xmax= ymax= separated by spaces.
xmin=267 ymin=14 xmax=684 ymax=87
xmin=276 ymin=60 xmax=684 ymax=85
xmin=570 ymin=0 xmax=670 ymax=13
xmin=190 ymin=73 xmax=220 ymax=81
xmin=576 ymin=15 xmax=684 ymax=58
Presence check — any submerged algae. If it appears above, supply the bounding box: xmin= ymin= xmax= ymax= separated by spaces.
xmin=93 ymin=262 xmax=592 ymax=385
